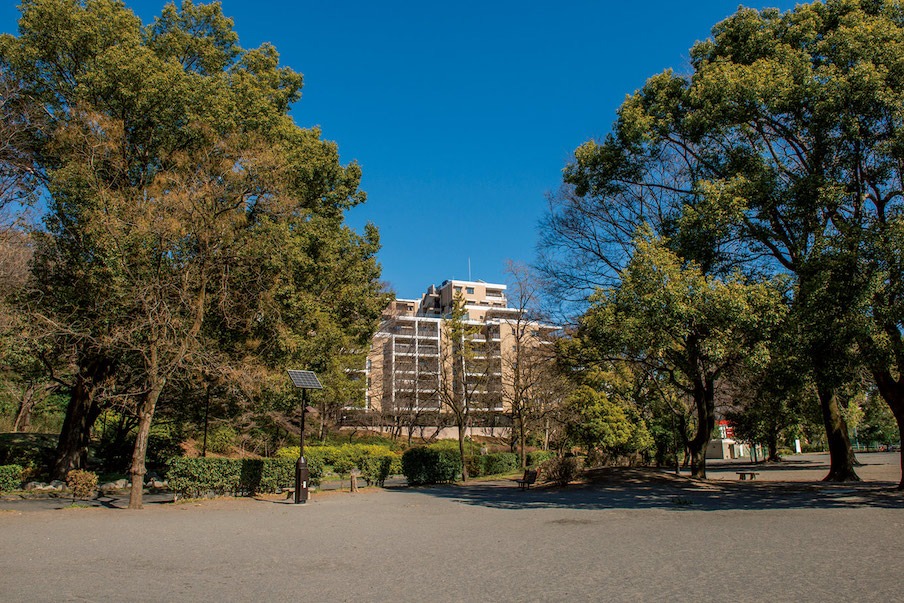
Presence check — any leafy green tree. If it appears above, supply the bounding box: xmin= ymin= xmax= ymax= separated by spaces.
xmin=2 ymin=0 xmax=385 ymax=506
xmin=565 ymin=383 xmax=651 ymax=461
xmin=580 ymin=233 xmax=784 ymax=477
xmin=555 ymin=1 xmax=904 ymax=482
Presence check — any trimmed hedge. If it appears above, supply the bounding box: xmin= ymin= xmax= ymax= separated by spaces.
xmin=277 ymin=444 xmax=403 ymax=477
xmin=0 ymin=464 xmax=22 ymax=493
xmin=166 ymin=456 xmax=323 ymax=498
xmin=401 ymin=447 xmax=462 ymax=485
xmin=527 ymin=450 xmax=556 ymax=467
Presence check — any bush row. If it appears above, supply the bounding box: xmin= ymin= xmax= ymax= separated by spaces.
xmin=401 ymin=447 xmax=561 ymax=484
xmin=166 ymin=457 xmax=322 ymax=498
xmin=0 ymin=464 xmax=22 ymax=493
xmin=401 ymin=447 xmax=462 ymax=485
xmin=276 ymin=444 xmax=402 ymax=479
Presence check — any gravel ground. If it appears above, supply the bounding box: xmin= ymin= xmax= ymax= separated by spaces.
xmin=1 ymin=453 xmax=902 ymax=602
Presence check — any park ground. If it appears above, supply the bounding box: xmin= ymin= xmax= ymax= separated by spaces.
xmin=1 ymin=453 xmax=902 ymax=601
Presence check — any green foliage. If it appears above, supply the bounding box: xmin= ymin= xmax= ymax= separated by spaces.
xmin=66 ymin=470 xmax=97 ymax=499
xmin=426 ymin=438 xmax=482 ymax=455
xmin=95 ymin=416 xmax=185 ymax=473
xmin=542 ymin=456 xmax=582 ymax=487
xmin=859 ymin=394 xmax=899 ymax=446
xmin=361 ymin=455 xmax=392 ymax=486
xmin=526 ymin=450 xmax=556 ymax=467
xmin=468 ymin=452 xmax=519 ymax=477
xmin=276 ymin=443 xmax=401 ymax=477
xmin=166 ymin=456 xmax=321 ymax=498
xmin=565 ymin=385 xmax=636 ymax=453
xmin=401 ymin=447 xmax=462 ymax=485
xmin=0 ymin=464 xmax=23 ymax=492
xmin=0 ymin=433 xmax=57 ymax=472
xmin=557 ymin=0 xmax=904 ymax=477
xmin=1 ymin=0 xmax=389 ymax=504
xmin=206 ymin=426 xmax=237 ymax=455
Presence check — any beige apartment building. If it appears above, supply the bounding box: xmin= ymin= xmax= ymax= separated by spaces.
xmin=363 ymin=279 xmax=556 ymax=425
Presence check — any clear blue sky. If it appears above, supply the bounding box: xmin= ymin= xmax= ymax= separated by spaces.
xmin=2 ymin=1 xmax=800 ymax=299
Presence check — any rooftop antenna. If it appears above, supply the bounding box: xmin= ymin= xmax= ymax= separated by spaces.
xmin=468 ymin=257 xmax=471 ymax=281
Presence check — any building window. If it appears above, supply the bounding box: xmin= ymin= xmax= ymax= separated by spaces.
xmin=454 ymin=286 xmax=462 ymax=293
xmin=466 ymin=287 xmax=474 ymax=294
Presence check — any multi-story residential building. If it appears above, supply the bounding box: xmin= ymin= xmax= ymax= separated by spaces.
xmin=364 ymin=279 xmax=556 ymax=426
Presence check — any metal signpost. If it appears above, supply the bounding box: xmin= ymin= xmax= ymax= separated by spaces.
xmin=286 ymin=369 xmax=322 ymax=504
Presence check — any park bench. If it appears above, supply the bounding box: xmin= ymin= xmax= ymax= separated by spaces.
xmin=515 ymin=468 xmax=540 ymax=490
xmin=736 ymin=471 xmax=759 ymax=481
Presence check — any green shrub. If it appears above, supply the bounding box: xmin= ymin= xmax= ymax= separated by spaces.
xmin=402 ymin=447 xmax=462 ymax=485
xmin=428 ymin=438 xmax=481 ymax=455
xmin=66 ymin=469 xmax=98 ymax=499
xmin=278 ymin=444 xmax=401 ymax=477
xmin=542 ymin=456 xmax=583 ymax=487
xmin=206 ymin=426 xmax=237 ymax=454
xmin=388 ymin=454 xmax=402 ymax=476
xmin=0 ymin=464 xmax=23 ymax=493
xmin=526 ymin=450 xmax=556 ymax=467
xmin=361 ymin=455 xmax=392 ymax=486
xmin=467 ymin=452 xmax=520 ymax=477
xmin=482 ymin=452 xmax=519 ymax=475
xmin=166 ymin=456 xmax=322 ymax=498
xmin=0 ymin=433 xmax=57 ymax=472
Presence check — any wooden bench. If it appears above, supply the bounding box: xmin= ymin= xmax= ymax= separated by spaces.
xmin=736 ymin=471 xmax=759 ymax=481
xmin=516 ymin=469 xmax=540 ymax=490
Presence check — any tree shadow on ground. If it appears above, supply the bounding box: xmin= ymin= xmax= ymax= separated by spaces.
xmin=407 ymin=467 xmax=903 ymax=512
xmin=706 ymin=459 xmax=829 ymax=472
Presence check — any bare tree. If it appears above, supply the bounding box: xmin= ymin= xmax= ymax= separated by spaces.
xmin=0 ymin=69 xmax=44 ymax=228
xmin=500 ymin=261 xmax=561 ymax=467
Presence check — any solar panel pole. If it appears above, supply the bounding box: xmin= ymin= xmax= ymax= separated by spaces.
xmin=286 ymin=370 xmax=322 ymax=504
xmin=295 ymin=389 xmax=310 ymax=504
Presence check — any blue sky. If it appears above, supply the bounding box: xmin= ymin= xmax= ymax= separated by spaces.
xmin=2 ymin=1 xmax=800 ymax=299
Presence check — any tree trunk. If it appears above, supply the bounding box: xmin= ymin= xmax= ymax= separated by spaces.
xmin=128 ymin=372 xmax=165 ymax=509
xmin=767 ymin=433 xmax=779 ymax=462
xmin=457 ymin=412 xmax=469 ymax=482
xmin=519 ymin=414 xmax=526 ymax=468
xmin=815 ymin=383 xmax=860 ymax=482
xmin=12 ymin=383 xmax=38 ymax=432
xmin=687 ymin=378 xmax=715 ymax=479
xmin=52 ymin=375 xmax=99 ymax=479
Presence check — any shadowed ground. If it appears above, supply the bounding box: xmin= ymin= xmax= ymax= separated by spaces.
xmin=1 ymin=453 xmax=902 ymax=602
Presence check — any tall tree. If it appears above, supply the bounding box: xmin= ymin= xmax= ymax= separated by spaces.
xmin=553 ymin=1 xmax=904 ymax=481
xmin=2 ymin=0 xmax=386 ymax=506
xmin=580 ymin=233 xmax=784 ymax=477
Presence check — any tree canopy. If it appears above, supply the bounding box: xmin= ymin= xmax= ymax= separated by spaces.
xmin=0 ymin=0 xmax=388 ymax=506
xmin=545 ymin=0 xmax=904 ymax=484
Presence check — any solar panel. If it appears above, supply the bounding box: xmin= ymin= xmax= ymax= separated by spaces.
xmin=286 ymin=369 xmax=323 ymax=389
